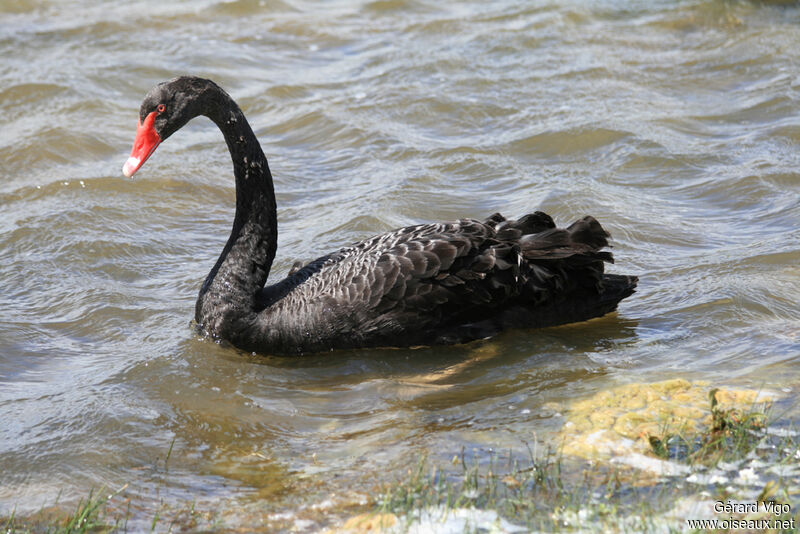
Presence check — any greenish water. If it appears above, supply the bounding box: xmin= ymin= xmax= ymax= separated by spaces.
xmin=1 ymin=0 xmax=799 ymax=530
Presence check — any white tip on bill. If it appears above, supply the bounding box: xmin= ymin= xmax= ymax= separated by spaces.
xmin=122 ymin=156 xmax=141 ymax=178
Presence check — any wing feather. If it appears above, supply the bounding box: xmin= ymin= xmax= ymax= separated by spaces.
xmin=256 ymin=212 xmax=622 ymax=349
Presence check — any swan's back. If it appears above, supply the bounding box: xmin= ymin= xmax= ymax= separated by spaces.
xmin=243 ymin=212 xmax=637 ymax=354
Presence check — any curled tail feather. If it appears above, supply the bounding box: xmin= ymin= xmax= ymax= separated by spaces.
xmin=487 ymin=212 xmax=637 ymax=327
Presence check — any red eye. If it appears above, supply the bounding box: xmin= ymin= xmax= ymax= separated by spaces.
xmin=157 ymin=104 xmax=166 ymax=113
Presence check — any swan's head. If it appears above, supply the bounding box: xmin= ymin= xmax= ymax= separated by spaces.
xmin=122 ymin=76 xmax=219 ymax=178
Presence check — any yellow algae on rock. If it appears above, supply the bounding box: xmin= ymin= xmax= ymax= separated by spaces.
xmin=714 ymin=387 xmax=767 ymax=409
xmin=588 ymin=410 xmax=615 ymax=428
xmin=560 ymin=379 xmax=774 ymax=461
xmin=613 ymin=410 xmax=656 ymax=439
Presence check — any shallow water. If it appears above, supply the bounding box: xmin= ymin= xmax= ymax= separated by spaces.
xmin=1 ymin=0 xmax=799 ymax=526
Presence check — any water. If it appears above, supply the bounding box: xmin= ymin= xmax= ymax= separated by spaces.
xmin=1 ymin=0 xmax=799 ymax=526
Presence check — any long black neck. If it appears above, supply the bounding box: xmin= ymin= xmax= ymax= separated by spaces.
xmin=193 ymin=86 xmax=277 ymax=335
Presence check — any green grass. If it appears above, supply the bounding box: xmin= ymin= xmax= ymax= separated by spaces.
xmin=377 ymin=447 xmax=671 ymax=531
xmin=3 ymin=485 xmax=127 ymax=534
xmin=1 ymin=484 xmax=220 ymax=534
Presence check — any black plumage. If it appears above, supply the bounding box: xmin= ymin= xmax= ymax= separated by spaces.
xmin=123 ymin=77 xmax=638 ymax=355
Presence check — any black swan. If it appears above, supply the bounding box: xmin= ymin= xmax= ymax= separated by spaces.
xmin=122 ymin=76 xmax=637 ymax=355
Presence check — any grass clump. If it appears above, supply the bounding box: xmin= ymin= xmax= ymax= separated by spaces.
xmin=376 ymin=444 xmax=665 ymax=532
xmin=3 ymin=485 xmax=127 ymax=534
xmin=648 ymin=388 xmax=770 ymax=465
xmin=380 ymin=446 xmax=566 ymax=520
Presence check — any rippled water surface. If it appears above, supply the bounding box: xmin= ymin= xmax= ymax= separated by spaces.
xmin=1 ymin=0 xmax=799 ymax=527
